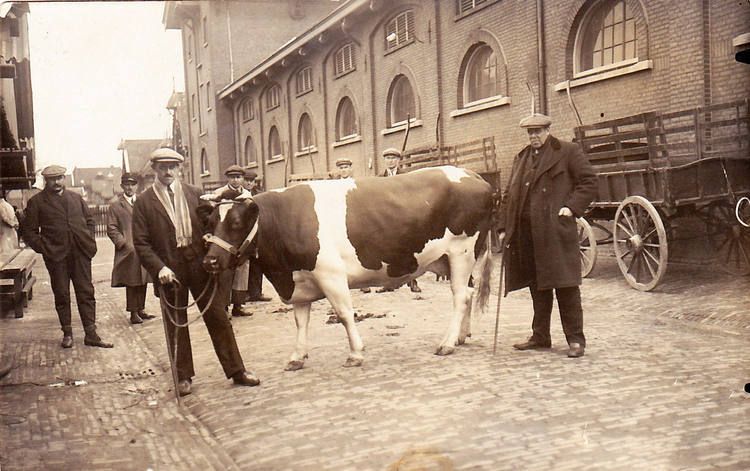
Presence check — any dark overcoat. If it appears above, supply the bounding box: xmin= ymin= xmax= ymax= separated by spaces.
xmin=107 ymin=195 xmax=150 ymax=287
xmin=498 ymin=136 xmax=598 ymax=293
xmin=22 ymin=188 xmax=97 ymax=261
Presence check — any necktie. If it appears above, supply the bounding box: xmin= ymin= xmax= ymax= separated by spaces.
xmin=167 ymin=185 xmax=175 ymax=209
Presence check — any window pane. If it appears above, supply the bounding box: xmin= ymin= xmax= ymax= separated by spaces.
xmin=625 ymin=41 xmax=635 ymax=59
xmin=613 ymin=44 xmax=623 ymax=63
xmin=466 ymin=45 xmax=501 ymax=103
xmin=244 ymin=136 xmax=256 ymax=165
xmin=613 ymin=23 xmax=623 ymax=45
xmin=614 ymin=1 xmax=624 ymax=23
xmin=626 ymin=20 xmax=635 ymax=41
xmin=579 ymin=0 xmax=635 ymax=72
xmin=391 ymin=76 xmax=414 ymax=124
xmin=337 ymin=98 xmax=357 ymax=140
xmin=592 ymin=51 xmax=602 ymax=69
xmin=269 ymin=127 xmax=282 ymax=158
xmin=298 ymin=114 xmax=313 ymax=150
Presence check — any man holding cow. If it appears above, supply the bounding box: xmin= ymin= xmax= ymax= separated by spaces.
xmin=132 ymin=148 xmax=260 ymax=397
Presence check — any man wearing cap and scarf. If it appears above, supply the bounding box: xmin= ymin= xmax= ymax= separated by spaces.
xmin=22 ymin=165 xmax=113 ymax=348
xmin=498 ymin=113 xmax=597 ymax=358
xmin=132 ymin=148 xmax=260 ymax=396
xmin=107 ymin=173 xmax=154 ymax=325
xmin=200 ymin=164 xmax=255 ymax=317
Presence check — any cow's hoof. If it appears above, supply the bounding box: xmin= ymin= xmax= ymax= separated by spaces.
xmin=284 ymin=360 xmax=305 ymax=371
xmin=343 ymin=357 xmax=363 ymax=368
xmin=435 ymin=345 xmax=455 ymax=356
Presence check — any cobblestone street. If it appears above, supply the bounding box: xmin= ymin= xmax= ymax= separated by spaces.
xmin=2 ymin=239 xmax=749 ymax=470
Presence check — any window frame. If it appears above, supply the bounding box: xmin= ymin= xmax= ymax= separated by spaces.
xmin=200 ymin=148 xmax=210 ymax=176
xmin=463 ymin=43 xmax=506 ymax=107
xmin=297 ymin=113 xmax=315 ymax=152
xmin=334 ymin=43 xmax=356 ymax=78
xmin=385 ymin=10 xmax=415 ymax=53
xmin=455 ymin=0 xmax=498 ymax=19
xmin=574 ymin=0 xmax=637 ymax=78
xmin=243 ymin=135 xmax=257 ymax=167
xmin=335 ymin=97 xmax=359 ymax=142
xmin=268 ymin=126 xmax=284 ymax=162
xmin=241 ymin=98 xmax=254 ymax=122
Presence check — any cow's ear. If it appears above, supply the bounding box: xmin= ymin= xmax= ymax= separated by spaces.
xmin=195 ymin=203 xmax=215 ymax=226
xmin=243 ymin=199 xmax=260 ymax=221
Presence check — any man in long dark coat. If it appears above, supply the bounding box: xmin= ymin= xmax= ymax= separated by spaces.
xmin=107 ymin=173 xmax=154 ymax=325
xmin=22 ymin=165 xmax=113 ymax=348
xmin=498 ymin=114 xmax=598 ymax=358
xmin=132 ymin=148 xmax=259 ymax=397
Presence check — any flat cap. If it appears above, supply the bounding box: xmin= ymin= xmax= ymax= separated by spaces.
xmin=149 ymin=147 xmax=184 ymax=163
xmin=224 ymin=164 xmax=245 ymax=176
xmin=335 ymin=157 xmax=353 ymax=167
xmin=519 ymin=113 xmax=552 ymax=128
xmin=121 ymin=172 xmax=138 ymax=184
xmin=243 ymin=168 xmax=258 ymax=180
xmin=382 ymin=147 xmax=401 ymax=158
xmin=41 ymin=164 xmax=67 ymax=178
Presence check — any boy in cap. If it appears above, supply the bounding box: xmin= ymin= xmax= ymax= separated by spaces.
xmin=22 ymin=165 xmax=113 ymax=348
xmin=107 ymin=173 xmax=154 ymax=325
xmin=201 ymin=164 xmax=255 ymax=317
xmin=133 ymin=149 xmax=260 ymax=396
xmin=335 ymin=157 xmax=354 ymax=179
xmin=497 ymin=113 xmax=598 ymax=358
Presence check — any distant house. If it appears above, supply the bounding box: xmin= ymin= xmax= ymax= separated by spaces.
xmin=71 ymin=166 xmax=122 ymax=205
xmin=117 ymin=139 xmax=165 ymax=192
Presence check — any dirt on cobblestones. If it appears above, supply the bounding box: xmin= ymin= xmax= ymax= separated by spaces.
xmin=2 ymin=239 xmax=749 ymax=471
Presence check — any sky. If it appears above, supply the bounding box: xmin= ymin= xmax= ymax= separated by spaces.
xmin=26 ymin=1 xmax=185 ymax=172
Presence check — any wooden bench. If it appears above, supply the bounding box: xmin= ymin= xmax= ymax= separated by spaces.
xmin=1 ymin=248 xmax=37 ymax=318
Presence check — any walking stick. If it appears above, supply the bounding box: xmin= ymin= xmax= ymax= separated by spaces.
xmin=159 ymin=282 xmax=182 ymax=405
xmin=493 ymin=255 xmax=505 ymax=356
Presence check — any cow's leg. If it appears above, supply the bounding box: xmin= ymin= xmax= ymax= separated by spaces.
xmin=316 ymin=275 xmax=364 ymax=367
xmin=285 ymin=302 xmax=312 ymax=371
xmin=436 ymin=250 xmax=476 ymax=356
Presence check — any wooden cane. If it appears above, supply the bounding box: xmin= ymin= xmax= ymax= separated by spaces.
xmin=493 ymin=255 xmax=505 ymax=356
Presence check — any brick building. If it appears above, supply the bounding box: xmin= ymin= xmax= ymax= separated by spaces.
xmin=200 ymin=0 xmax=749 ymax=191
xmin=162 ymin=0 xmax=343 ymax=188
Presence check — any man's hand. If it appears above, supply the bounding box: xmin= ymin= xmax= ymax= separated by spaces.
xmin=558 ymin=207 xmax=573 ymax=217
xmin=158 ymin=266 xmax=177 ymax=285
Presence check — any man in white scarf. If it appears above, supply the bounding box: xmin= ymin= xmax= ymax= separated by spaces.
xmin=133 ymin=148 xmax=260 ymax=397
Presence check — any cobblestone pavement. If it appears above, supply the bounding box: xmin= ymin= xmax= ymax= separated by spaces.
xmin=2 ymin=239 xmax=749 ymax=470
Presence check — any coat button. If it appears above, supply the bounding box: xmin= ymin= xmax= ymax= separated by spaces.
xmin=525 ymin=182 xmax=529 ymax=186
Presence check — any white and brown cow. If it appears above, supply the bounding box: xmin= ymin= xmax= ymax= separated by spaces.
xmin=203 ymin=166 xmax=494 ymax=370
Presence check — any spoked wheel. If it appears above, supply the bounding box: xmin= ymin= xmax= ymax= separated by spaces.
xmin=577 ymin=217 xmax=597 ymax=277
xmin=703 ymin=201 xmax=750 ymax=275
xmin=613 ymin=196 xmax=669 ymax=291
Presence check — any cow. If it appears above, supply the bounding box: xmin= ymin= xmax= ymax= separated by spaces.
xmin=203 ymin=166 xmax=494 ymax=371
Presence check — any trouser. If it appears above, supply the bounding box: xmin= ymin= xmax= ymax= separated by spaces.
xmin=125 ymin=285 xmax=147 ymax=313
xmin=517 ymin=215 xmax=585 ymax=347
xmin=45 ymin=247 xmax=96 ymax=335
xmin=161 ymin=255 xmax=245 ymax=381
xmin=246 ymin=260 xmax=264 ymax=300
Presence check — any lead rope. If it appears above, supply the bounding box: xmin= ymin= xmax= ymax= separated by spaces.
xmin=157 ymin=274 xmax=220 ymax=403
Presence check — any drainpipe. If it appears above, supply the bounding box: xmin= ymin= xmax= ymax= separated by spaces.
xmin=434 ymin=0 xmax=445 ymax=153
xmin=536 ymin=0 xmax=547 ymax=115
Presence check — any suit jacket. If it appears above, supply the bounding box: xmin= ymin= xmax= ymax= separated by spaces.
xmin=498 ymin=136 xmax=598 ymax=292
xmin=381 ymin=167 xmax=404 ymax=177
xmin=107 ymin=195 xmax=150 ymax=287
xmin=132 ymin=182 xmax=209 ymax=282
xmin=22 ymin=188 xmax=97 ymax=262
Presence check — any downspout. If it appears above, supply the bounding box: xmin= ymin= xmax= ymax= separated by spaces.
xmin=321 ymin=58 xmax=330 ymax=174
xmin=536 ymin=0 xmax=547 ymax=115
xmin=285 ymin=77 xmax=294 ymax=176
xmin=226 ymin=5 xmax=234 ymax=83
xmin=434 ymin=0 xmax=444 ymax=153
xmin=368 ymin=29 xmax=379 ymax=175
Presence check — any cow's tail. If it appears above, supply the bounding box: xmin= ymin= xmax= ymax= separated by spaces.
xmin=473 ymin=229 xmax=494 ymax=315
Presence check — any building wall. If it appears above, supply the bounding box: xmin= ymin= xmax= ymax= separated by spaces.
xmin=219 ymin=0 xmax=750 ymax=190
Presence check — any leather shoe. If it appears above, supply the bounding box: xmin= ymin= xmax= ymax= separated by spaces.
xmin=248 ymin=294 xmax=272 ymax=302
xmin=513 ymin=338 xmax=551 ymax=350
xmin=232 ymin=371 xmax=260 ymax=387
xmin=177 ymin=379 xmax=192 ymax=397
xmin=232 ymin=306 xmax=254 ymax=317
xmin=61 ymin=335 xmax=73 ymax=349
xmin=567 ymin=343 xmax=585 ymax=358
xmin=138 ymin=311 xmax=156 ymax=320
xmin=84 ymin=335 xmax=114 ymax=348
xmin=130 ymin=313 xmax=143 ymax=324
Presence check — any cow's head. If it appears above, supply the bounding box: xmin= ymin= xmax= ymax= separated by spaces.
xmin=203 ymin=198 xmax=260 ymax=273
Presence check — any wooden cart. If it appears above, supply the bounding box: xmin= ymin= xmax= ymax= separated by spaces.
xmin=574 ymin=99 xmax=750 ymax=291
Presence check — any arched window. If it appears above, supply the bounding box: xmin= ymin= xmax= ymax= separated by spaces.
xmin=266 ymin=84 xmax=280 ymax=111
xmin=334 ymin=43 xmax=356 ymax=77
xmin=463 ymin=43 xmax=505 ymax=105
xmin=577 ymin=0 xmax=636 ymax=74
xmin=388 ymin=75 xmax=415 ymax=126
xmin=386 ymin=10 xmax=414 ymax=51
xmin=200 ymin=148 xmax=209 ymax=175
xmin=336 ymin=97 xmax=358 ymax=141
xmin=241 ymin=98 xmax=254 ymax=122
xmin=296 ymin=67 xmax=313 ymax=95
xmin=244 ymin=135 xmax=257 ymax=166
xmin=268 ymin=126 xmax=283 ymax=160
xmin=297 ymin=113 xmax=314 ymax=151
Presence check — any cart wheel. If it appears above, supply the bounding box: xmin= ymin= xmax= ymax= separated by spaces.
xmin=705 ymin=201 xmax=750 ymax=275
xmin=577 ymin=218 xmax=597 ymax=277
xmin=613 ymin=196 xmax=668 ymax=291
